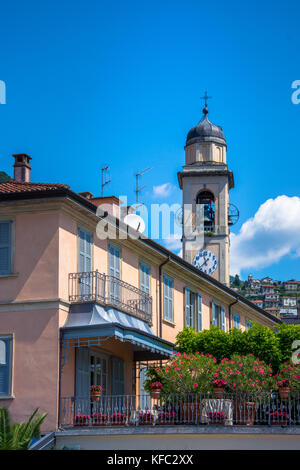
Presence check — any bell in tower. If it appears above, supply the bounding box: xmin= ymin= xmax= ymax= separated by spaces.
xmin=177 ymin=94 xmax=234 ymax=286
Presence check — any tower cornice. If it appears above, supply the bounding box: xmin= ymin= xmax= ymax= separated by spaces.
xmin=177 ymin=169 xmax=234 ymax=190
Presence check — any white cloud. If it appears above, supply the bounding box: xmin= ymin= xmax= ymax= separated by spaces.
xmin=230 ymin=195 xmax=300 ymax=276
xmin=163 ymin=234 xmax=182 ymax=255
xmin=153 ymin=182 xmax=175 ymax=198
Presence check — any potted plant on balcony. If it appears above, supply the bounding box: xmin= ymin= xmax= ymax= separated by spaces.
xmin=269 ymin=411 xmax=289 ymax=426
xmin=150 ymin=381 xmax=163 ymax=399
xmin=74 ymin=414 xmax=90 ymax=426
xmin=91 ymin=412 xmax=108 ymax=426
xmin=218 ymin=354 xmax=275 ymax=426
xmin=138 ymin=411 xmax=155 ymax=425
xmin=276 ymin=379 xmax=290 ymax=399
xmin=212 ymin=379 xmax=227 ymax=398
xmin=208 ymin=411 xmax=227 ymax=425
xmin=90 ymin=385 xmax=103 ymax=402
xmin=109 ymin=412 xmax=127 ymax=425
xmin=157 ymin=411 xmax=176 ymax=425
xmin=275 ymin=362 xmax=300 ymax=398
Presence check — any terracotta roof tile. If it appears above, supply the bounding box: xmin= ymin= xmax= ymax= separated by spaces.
xmin=0 ymin=181 xmax=69 ymax=194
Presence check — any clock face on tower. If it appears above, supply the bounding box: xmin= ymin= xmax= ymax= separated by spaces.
xmin=193 ymin=249 xmax=218 ymax=275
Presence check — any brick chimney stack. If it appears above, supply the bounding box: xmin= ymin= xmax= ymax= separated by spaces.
xmin=13 ymin=154 xmax=32 ymax=182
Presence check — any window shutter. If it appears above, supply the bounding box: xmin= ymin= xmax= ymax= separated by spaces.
xmin=185 ymin=288 xmax=190 ymax=327
xmin=221 ymin=306 xmax=226 ymax=331
xmin=75 ymin=348 xmax=90 ymax=415
xmin=164 ymin=276 xmax=173 ymax=322
xmin=212 ymin=301 xmax=218 ymax=326
xmin=109 ymin=244 xmax=121 ymax=279
xmin=112 ymin=358 xmax=125 ymax=396
xmin=140 ymin=263 xmax=150 ymax=294
xmin=0 ymin=337 xmax=11 ymax=396
xmin=197 ymin=294 xmax=202 ymax=331
xmin=169 ymin=278 xmax=174 ymax=322
xmin=109 ymin=245 xmax=121 ymax=303
xmin=164 ymin=277 xmax=169 ymax=321
xmin=0 ymin=221 xmax=11 ymax=275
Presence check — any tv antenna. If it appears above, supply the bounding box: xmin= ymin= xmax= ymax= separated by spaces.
xmin=135 ymin=167 xmax=152 ymax=207
xmin=101 ymin=166 xmax=111 ymax=197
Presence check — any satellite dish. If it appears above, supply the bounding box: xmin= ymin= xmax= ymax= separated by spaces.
xmin=123 ymin=214 xmax=146 ymax=233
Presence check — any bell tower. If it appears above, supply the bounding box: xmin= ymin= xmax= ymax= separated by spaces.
xmin=177 ymin=96 xmax=234 ymax=285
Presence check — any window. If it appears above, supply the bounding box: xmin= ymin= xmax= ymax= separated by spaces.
xmin=0 ymin=336 xmax=13 ymax=396
xmin=0 ymin=221 xmax=12 ymax=275
xmin=185 ymin=288 xmax=202 ymax=331
xmin=140 ymin=263 xmax=150 ymax=294
xmin=163 ymin=276 xmax=174 ymax=322
xmin=233 ymin=313 xmax=240 ymax=329
xmin=212 ymin=301 xmax=226 ymax=331
xmin=246 ymin=319 xmax=252 ymax=331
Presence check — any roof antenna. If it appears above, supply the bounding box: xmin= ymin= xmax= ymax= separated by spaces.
xmin=101 ymin=166 xmax=111 ymax=197
xmin=135 ymin=167 xmax=152 ymax=208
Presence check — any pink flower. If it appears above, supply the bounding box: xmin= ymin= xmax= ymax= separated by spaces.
xmin=194 ymin=383 xmax=199 ymax=388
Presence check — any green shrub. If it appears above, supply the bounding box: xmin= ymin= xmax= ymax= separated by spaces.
xmin=176 ymin=322 xmax=300 ymax=370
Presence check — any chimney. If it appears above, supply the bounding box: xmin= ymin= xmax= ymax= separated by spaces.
xmin=12 ymin=154 xmax=32 ymax=182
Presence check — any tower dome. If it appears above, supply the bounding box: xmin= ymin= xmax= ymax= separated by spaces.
xmin=186 ymin=108 xmax=226 ymax=146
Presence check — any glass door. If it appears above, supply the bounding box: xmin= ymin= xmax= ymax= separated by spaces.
xmin=90 ymin=352 xmax=108 ymax=394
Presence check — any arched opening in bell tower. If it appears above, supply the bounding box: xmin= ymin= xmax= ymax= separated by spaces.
xmin=196 ymin=190 xmax=215 ymax=233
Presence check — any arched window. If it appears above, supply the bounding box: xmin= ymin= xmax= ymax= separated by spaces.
xmin=196 ymin=191 xmax=215 ymax=232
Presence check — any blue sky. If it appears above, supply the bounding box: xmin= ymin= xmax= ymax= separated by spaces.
xmin=0 ymin=0 xmax=300 ymax=281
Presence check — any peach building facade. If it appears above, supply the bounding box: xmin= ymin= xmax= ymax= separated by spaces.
xmin=0 ymin=156 xmax=280 ymax=432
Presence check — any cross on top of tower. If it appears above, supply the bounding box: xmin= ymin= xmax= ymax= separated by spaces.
xmin=200 ymin=90 xmax=212 ymax=116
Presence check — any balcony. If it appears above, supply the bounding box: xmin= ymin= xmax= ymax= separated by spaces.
xmin=68 ymin=271 xmax=152 ymax=325
xmin=59 ymin=392 xmax=300 ymax=428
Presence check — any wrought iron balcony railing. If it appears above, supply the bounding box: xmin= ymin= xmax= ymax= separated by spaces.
xmin=68 ymin=271 xmax=152 ymax=325
xmin=59 ymin=392 xmax=300 ymax=428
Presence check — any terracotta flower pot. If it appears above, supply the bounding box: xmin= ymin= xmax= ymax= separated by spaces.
xmin=279 ymin=388 xmax=290 ymax=399
xmin=151 ymin=389 xmax=161 ymax=399
xmin=234 ymin=401 xmax=256 ymax=426
xmin=213 ymin=387 xmax=225 ymax=398
xmin=209 ymin=419 xmax=225 ymax=425
xmin=270 ymin=418 xmax=288 ymax=426
xmin=91 ymin=391 xmax=102 ymax=402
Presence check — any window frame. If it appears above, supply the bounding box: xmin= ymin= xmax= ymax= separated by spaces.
xmin=0 ymin=335 xmax=13 ymax=397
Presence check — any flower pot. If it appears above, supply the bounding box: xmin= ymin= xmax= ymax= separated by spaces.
xmin=74 ymin=415 xmax=90 ymax=426
xmin=213 ymin=387 xmax=225 ymax=398
xmin=180 ymin=402 xmax=201 ymax=425
xmin=209 ymin=419 xmax=225 ymax=425
xmin=92 ymin=414 xmax=107 ymax=426
xmin=234 ymin=401 xmax=256 ymax=426
xmin=270 ymin=418 xmax=288 ymax=426
xmin=151 ymin=389 xmax=161 ymax=399
xmin=279 ymin=388 xmax=290 ymax=399
xmin=91 ymin=391 xmax=102 ymax=402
